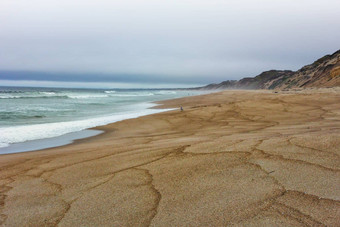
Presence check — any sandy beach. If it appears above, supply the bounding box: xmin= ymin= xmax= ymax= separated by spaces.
xmin=1 ymin=89 xmax=340 ymax=226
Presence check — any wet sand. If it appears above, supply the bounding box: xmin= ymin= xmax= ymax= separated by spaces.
xmin=1 ymin=89 xmax=340 ymax=226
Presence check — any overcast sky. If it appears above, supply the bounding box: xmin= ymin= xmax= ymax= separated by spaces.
xmin=1 ymin=0 xmax=339 ymax=88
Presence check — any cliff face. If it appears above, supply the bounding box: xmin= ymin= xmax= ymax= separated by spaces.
xmin=201 ymin=50 xmax=340 ymax=90
xmin=272 ymin=50 xmax=340 ymax=89
xmin=202 ymin=80 xmax=238 ymax=90
xmin=236 ymin=70 xmax=294 ymax=89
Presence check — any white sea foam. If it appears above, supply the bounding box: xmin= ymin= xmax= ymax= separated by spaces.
xmin=67 ymin=94 xmax=109 ymax=99
xmin=0 ymin=94 xmax=66 ymax=99
xmin=0 ymin=95 xmax=22 ymax=99
xmin=0 ymin=103 xmax=173 ymax=148
xmin=0 ymin=91 xmax=157 ymax=99
xmin=157 ymin=90 xmax=177 ymax=95
xmin=39 ymin=92 xmax=56 ymax=95
xmin=110 ymin=93 xmax=155 ymax=97
xmin=1 ymin=106 xmax=59 ymax=112
xmin=0 ymin=142 xmax=8 ymax=148
xmin=0 ymin=93 xmax=108 ymax=99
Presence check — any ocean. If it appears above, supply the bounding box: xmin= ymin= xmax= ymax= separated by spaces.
xmin=0 ymin=86 xmax=205 ymax=154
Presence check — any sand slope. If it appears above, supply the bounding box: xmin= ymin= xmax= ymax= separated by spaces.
xmin=1 ymin=89 xmax=340 ymax=226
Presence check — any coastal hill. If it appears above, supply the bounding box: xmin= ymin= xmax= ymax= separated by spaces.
xmin=199 ymin=49 xmax=340 ymax=90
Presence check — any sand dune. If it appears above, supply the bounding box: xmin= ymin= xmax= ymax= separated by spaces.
xmin=1 ymin=88 xmax=340 ymax=226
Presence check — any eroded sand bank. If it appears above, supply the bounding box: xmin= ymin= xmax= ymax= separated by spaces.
xmin=1 ymin=89 xmax=340 ymax=226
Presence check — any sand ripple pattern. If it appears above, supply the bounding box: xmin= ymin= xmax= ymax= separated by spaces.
xmin=0 ymin=89 xmax=340 ymax=226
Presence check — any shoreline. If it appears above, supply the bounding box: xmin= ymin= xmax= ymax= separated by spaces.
xmin=0 ymin=129 xmax=103 ymax=155
xmin=0 ymin=89 xmax=218 ymax=155
xmin=0 ymin=88 xmax=210 ymax=152
xmin=0 ymin=88 xmax=339 ymax=226
xmin=0 ymin=102 xmax=178 ymax=155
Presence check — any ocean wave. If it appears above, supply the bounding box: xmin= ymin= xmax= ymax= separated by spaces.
xmin=109 ymin=93 xmax=155 ymax=97
xmin=67 ymin=94 xmax=109 ymax=99
xmin=0 ymin=94 xmax=110 ymax=99
xmin=156 ymin=91 xmax=177 ymax=95
xmin=0 ymin=90 xmax=180 ymax=99
xmin=0 ymin=104 xmax=173 ymax=148
xmin=0 ymin=95 xmax=68 ymax=99
xmin=0 ymin=114 xmax=45 ymax=120
xmin=0 ymin=107 xmax=72 ymax=112
xmin=39 ymin=92 xmax=56 ymax=95
xmin=0 ymin=111 xmax=46 ymax=120
xmin=0 ymin=90 xmax=26 ymax=94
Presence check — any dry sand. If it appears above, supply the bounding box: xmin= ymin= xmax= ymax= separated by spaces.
xmin=1 ymin=89 xmax=340 ymax=226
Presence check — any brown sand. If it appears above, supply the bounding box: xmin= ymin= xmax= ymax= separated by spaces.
xmin=1 ymin=89 xmax=340 ymax=226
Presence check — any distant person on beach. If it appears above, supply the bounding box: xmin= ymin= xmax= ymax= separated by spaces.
xmin=180 ymin=106 xmax=183 ymax=111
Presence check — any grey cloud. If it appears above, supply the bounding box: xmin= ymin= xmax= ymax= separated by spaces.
xmin=0 ymin=0 xmax=339 ymax=86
